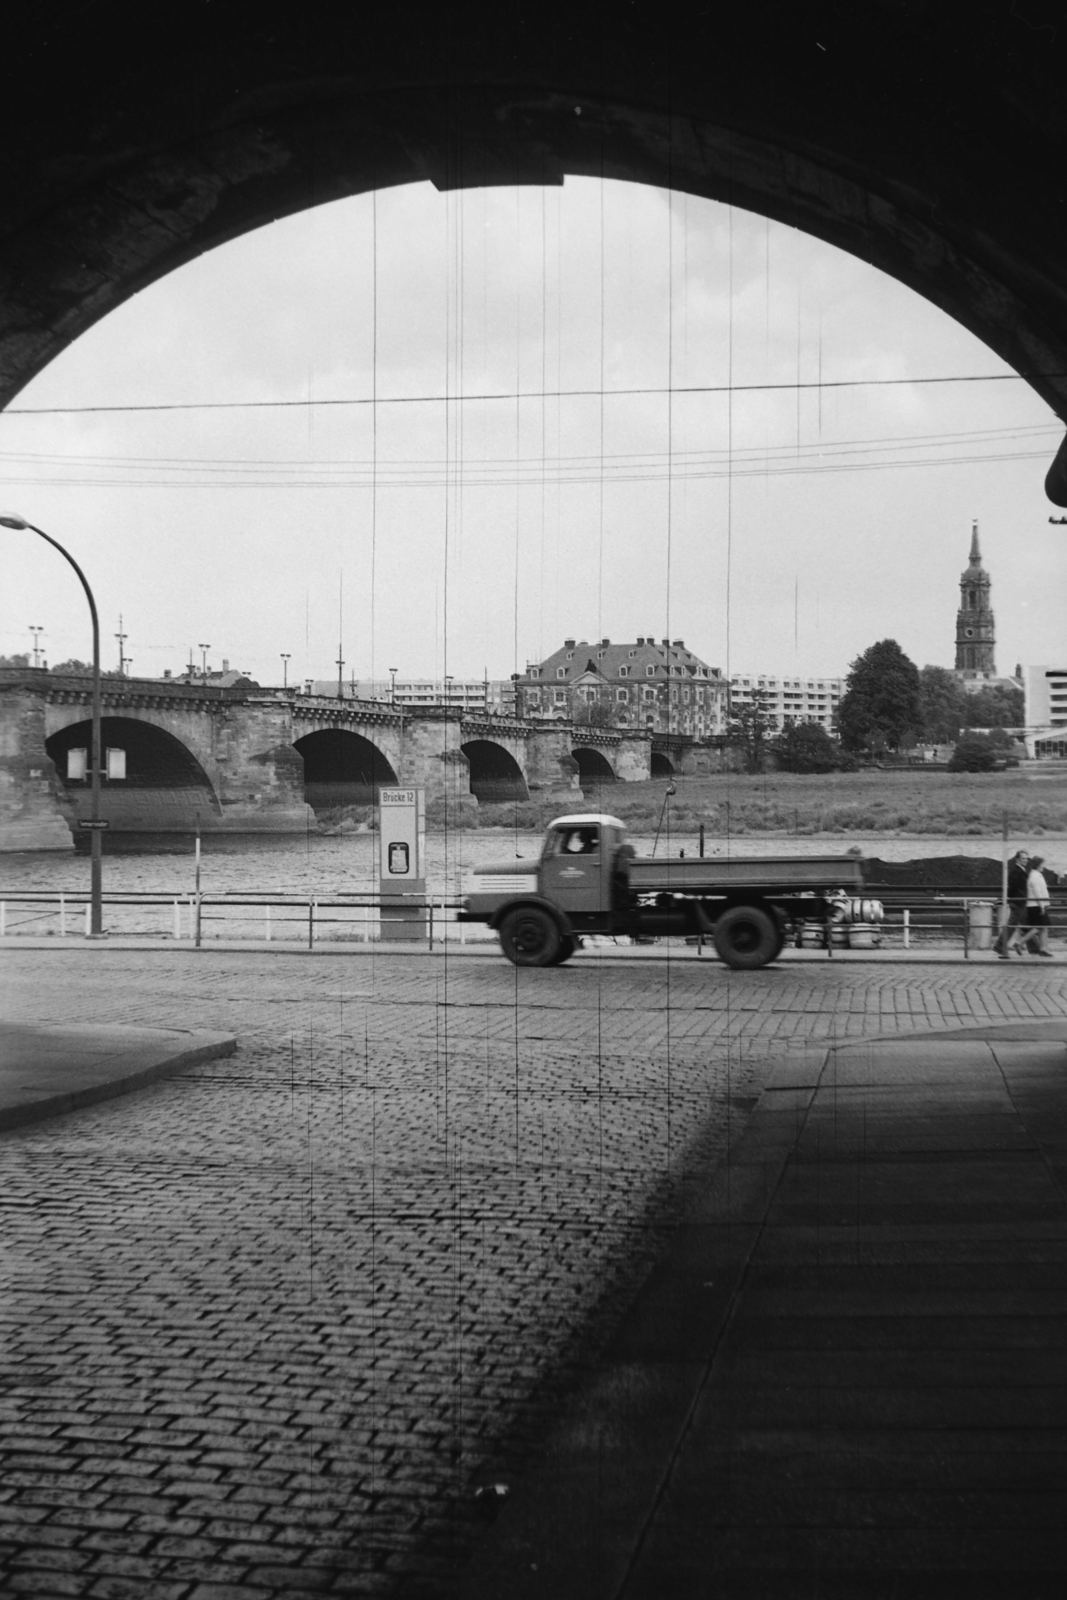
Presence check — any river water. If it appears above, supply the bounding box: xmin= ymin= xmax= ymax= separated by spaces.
xmin=2 ymin=828 xmax=1063 ymax=943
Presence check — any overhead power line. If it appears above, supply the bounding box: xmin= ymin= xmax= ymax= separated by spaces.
xmin=2 ymin=371 xmax=1063 ymax=417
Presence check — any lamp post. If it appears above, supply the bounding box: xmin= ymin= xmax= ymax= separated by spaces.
xmin=198 ymin=644 xmax=210 ymax=684
xmin=2 ymin=514 xmax=104 ymax=935
xmin=29 ymin=624 xmax=44 ymax=668
xmin=389 ymin=667 xmax=398 ymax=706
xmin=280 ymin=652 xmax=291 ymax=691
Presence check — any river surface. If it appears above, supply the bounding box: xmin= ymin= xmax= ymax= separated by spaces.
xmin=2 ymin=828 xmax=1064 ymax=943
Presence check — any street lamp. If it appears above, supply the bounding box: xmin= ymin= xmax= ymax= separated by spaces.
xmin=389 ymin=667 xmax=398 ymax=705
xmin=198 ymin=643 xmax=210 ymax=684
xmin=280 ymin=652 xmax=291 ymax=690
xmin=29 ymin=624 xmax=44 ymax=668
xmin=1 ymin=514 xmax=104 ymax=935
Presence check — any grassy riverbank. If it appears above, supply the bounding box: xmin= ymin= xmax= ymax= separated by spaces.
xmin=475 ymin=769 xmax=1067 ymax=837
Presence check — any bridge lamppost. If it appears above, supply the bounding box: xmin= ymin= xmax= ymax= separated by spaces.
xmin=280 ymin=652 xmax=291 ymax=691
xmin=389 ymin=667 xmax=397 ymax=706
xmin=198 ymin=643 xmax=210 ymax=684
xmin=1 ymin=514 xmax=104 ymax=936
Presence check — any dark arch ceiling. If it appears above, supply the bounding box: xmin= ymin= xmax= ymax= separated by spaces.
xmin=5 ymin=2 xmax=1067 ymax=499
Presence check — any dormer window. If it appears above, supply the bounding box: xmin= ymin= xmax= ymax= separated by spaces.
xmin=646 ymin=665 xmax=656 ymax=676
xmin=566 ymin=650 xmax=575 ymax=659
xmin=557 ymin=667 xmax=566 ymax=679
xmin=619 ymin=665 xmax=629 ymax=677
xmin=529 ymin=668 xmax=539 ymax=679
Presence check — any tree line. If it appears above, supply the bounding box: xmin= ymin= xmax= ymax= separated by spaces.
xmin=729 ymin=639 xmax=1023 ymax=774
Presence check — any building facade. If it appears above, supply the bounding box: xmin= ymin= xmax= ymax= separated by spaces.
xmin=728 ymin=674 xmax=844 ymax=732
xmin=954 ymin=519 xmax=998 ymax=683
xmin=307 ymin=678 xmax=517 ymax=715
xmin=514 ymin=637 xmax=728 ymax=737
xmin=1022 ymin=664 xmax=1067 ymax=759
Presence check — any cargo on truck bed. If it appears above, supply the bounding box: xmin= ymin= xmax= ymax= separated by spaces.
xmin=459 ymin=813 xmax=865 ymax=969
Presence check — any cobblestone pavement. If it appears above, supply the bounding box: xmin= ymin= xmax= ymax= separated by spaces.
xmin=2 ymin=948 xmax=1067 ymax=1599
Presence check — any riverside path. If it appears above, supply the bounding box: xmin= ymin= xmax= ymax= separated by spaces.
xmin=2 ymin=948 xmax=1066 ymax=1597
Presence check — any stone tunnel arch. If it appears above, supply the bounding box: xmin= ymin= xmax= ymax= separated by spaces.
xmin=650 ymin=751 xmax=676 ymax=778
xmin=461 ymin=741 xmax=529 ymax=804
xmin=294 ymin=729 xmax=398 ymax=813
xmin=2 ymin=12 xmax=1067 ymax=500
xmin=45 ymin=717 xmax=221 ymax=834
xmin=572 ymin=746 xmax=616 ymax=787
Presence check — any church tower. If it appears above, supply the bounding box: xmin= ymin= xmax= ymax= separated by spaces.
xmin=954 ymin=519 xmax=996 ymax=681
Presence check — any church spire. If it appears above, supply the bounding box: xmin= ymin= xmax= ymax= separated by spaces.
xmin=969 ymin=518 xmax=981 ymax=564
xmin=955 ymin=519 xmax=996 ymax=680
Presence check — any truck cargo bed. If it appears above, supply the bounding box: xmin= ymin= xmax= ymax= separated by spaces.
xmin=628 ymin=855 xmax=864 ymax=895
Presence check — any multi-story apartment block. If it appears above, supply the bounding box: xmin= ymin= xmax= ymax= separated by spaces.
xmin=514 ymin=637 xmax=729 ymax=737
xmin=1022 ymin=664 xmax=1067 ymax=759
xmin=729 ymin=674 xmax=845 ymax=731
xmin=307 ymin=678 xmax=517 ymax=714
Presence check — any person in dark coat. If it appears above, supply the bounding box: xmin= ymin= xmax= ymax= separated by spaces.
xmin=996 ymin=848 xmax=1030 ymax=957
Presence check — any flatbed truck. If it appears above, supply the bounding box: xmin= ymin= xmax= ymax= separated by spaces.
xmin=458 ymin=812 xmax=866 ymax=969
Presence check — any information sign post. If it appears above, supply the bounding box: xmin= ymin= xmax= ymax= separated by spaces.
xmin=378 ymin=788 xmax=426 ymax=941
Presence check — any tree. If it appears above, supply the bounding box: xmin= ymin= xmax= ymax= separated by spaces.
xmin=963 ymin=681 xmax=1024 ymax=729
xmin=0 ymin=653 xmax=30 ymax=668
xmin=773 ymin=720 xmax=840 ymax=773
xmin=919 ymin=665 xmax=968 ymax=742
xmin=728 ymin=691 xmax=775 ymax=773
xmin=572 ymin=700 xmax=620 ymax=728
xmin=948 ymin=731 xmax=1000 ymax=772
xmin=837 ymin=640 xmax=922 ymax=756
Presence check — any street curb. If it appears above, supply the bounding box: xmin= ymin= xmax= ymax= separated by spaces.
xmin=0 ymin=1028 xmax=237 ymax=1133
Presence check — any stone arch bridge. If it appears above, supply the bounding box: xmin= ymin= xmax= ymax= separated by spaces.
xmin=0 ymin=671 xmax=692 ymax=848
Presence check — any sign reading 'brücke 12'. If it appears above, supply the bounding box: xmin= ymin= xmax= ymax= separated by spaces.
xmin=378 ymin=788 xmax=425 ymax=881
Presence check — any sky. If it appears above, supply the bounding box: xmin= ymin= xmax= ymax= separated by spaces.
xmin=1 ymin=176 xmax=1064 ymax=688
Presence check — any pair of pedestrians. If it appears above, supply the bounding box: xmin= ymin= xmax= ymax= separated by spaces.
xmin=995 ymin=848 xmax=1054 ymax=957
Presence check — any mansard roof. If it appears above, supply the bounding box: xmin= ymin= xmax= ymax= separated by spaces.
xmin=523 ymin=637 xmax=722 ymax=682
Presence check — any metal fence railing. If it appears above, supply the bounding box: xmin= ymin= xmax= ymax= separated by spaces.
xmin=0 ymin=891 xmax=490 ymax=948
xmin=1 ymin=887 xmax=1062 ymax=955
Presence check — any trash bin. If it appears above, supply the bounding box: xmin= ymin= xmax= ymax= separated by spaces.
xmin=968 ymin=900 xmax=994 ymax=950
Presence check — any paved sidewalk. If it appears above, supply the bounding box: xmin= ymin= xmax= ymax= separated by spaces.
xmin=0 ymin=1022 xmax=236 ymax=1131
xmin=461 ymin=1021 xmax=1067 ymax=1598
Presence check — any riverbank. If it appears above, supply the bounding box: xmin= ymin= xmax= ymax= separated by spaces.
xmin=471 ymin=769 xmax=1067 ymax=838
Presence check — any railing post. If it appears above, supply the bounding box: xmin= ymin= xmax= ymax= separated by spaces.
xmin=59 ymin=893 xmax=66 ymax=938
xmin=265 ymin=904 xmax=271 ymax=942
xmin=308 ymin=897 xmax=315 ymax=950
xmin=429 ymin=898 xmax=434 ymax=951
xmin=963 ymin=898 xmax=970 ymax=959
xmin=0 ymin=901 xmax=5 ymax=938
xmin=84 ymin=902 xmax=91 ymax=937
xmin=903 ymin=908 xmax=910 ymax=950
xmin=173 ymin=899 xmax=181 ymax=940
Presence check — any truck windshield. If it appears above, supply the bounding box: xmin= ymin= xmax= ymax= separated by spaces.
xmin=552 ymin=825 xmax=599 ymax=855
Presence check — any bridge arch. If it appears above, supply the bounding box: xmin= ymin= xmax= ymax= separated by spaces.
xmin=650 ymin=751 xmax=676 ymax=778
xmin=1 ymin=14 xmax=1066 ymax=500
xmin=461 ymin=740 xmax=529 ymax=804
xmin=572 ymin=746 xmax=616 ymax=786
xmin=44 ymin=716 xmax=221 ymax=831
xmin=294 ymin=729 xmax=398 ymax=812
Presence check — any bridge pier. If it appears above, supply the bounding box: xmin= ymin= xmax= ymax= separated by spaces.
xmin=0 ymin=678 xmax=74 ymax=851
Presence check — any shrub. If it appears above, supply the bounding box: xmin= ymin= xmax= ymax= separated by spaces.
xmin=948 ymin=733 xmax=999 ymax=772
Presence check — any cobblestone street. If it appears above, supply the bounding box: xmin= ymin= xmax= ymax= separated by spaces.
xmin=2 ymin=948 xmax=1067 ymax=1598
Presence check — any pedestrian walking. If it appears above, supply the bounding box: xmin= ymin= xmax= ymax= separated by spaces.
xmin=995 ymin=848 xmax=1030 ymax=957
xmin=1025 ymin=855 xmax=1053 ymax=956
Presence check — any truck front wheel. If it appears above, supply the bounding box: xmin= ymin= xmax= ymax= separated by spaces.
xmin=499 ymin=906 xmax=563 ymax=967
xmin=713 ymin=905 xmax=781 ymax=970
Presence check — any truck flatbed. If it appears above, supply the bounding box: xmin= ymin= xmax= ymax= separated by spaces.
xmin=628 ymin=854 xmax=863 ymax=895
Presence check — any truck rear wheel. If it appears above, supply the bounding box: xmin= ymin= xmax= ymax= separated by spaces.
xmin=713 ymin=905 xmax=780 ymax=970
xmin=548 ymin=935 xmax=577 ymax=966
xmin=499 ymin=906 xmax=563 ymax=967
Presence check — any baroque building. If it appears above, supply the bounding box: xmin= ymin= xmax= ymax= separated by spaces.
xmin=514 ymin=637 xmax=728 ymax=737
xmin=954 ymin=520 xmax=997 ymax=682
